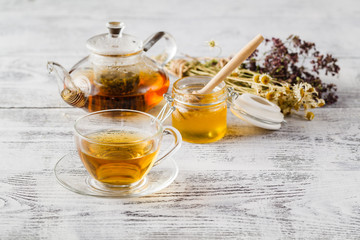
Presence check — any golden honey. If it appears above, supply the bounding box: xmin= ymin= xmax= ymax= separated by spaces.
xmin=172 ymin=103 xmax=227 ymax=143
xmin=172 ymin=76 xmax=228 ymax=143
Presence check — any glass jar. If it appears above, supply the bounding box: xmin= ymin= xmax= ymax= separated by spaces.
xmin=172 ymin=76 xmax=228 ymax=143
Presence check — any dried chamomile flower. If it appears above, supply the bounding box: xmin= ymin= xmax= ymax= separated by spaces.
xmin=266 ymin=91 xmax=276 ymax=101
xmin=206 ymin=40 xmax=222 ymax=56
xmin=253 ymin=74 xmax=260 ymax=83
xmin=305 ymin=111 xmax=315 ymax=120
xmin=260 ymin=74 xmax=271 ymax=85
xmin=207 ymin=40 xmax=217 ymax=48
xmin=317 ymin=99 xmax=325 ymax=107
xmin=300 ymin=88 xmax=305 ymax=98
xmin=307 ymin=87 xmax=315 ymax=93
xmin=293 ymin=83 xmax=307 ymax=102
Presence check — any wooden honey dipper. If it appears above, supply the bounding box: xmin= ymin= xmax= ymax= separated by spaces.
xmin=197 ymin=34 xmax=264 ymax=94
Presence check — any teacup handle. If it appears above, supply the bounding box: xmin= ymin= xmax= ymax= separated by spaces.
xmin=153 ymin=126 xmax=182 ymax=166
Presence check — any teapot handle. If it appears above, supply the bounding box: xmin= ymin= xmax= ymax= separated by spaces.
xmin=69 ymin=55 xmax=89 ymax=74
xmin=143 ymin=31 xmax=177 ymax=66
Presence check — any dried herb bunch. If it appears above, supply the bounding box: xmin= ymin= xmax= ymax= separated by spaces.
xmin=166 ymin=35 xmax=339 ymax=120
xmin=244 ymin=35 xmax=340 ymax=105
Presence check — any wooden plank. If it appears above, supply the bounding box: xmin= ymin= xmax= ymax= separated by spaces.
xmin=0 ymin=169 xmax=359 ymax=239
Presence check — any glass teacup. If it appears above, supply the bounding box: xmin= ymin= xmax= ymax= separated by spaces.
xmin=74 ymin=109 xmax=181 ymax=191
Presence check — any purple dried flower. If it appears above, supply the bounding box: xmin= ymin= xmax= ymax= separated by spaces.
xmin=241 ymin=35 xmax=339 ymax=104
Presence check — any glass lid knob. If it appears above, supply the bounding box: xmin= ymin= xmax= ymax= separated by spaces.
xmin=106 ymin=21 xmax=125 ymax=38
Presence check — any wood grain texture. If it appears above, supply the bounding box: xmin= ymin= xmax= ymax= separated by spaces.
xmin=0 ymin=0 xmax=360 ymax=239
xmin=1 ymin=169 xmax=359 ymax=239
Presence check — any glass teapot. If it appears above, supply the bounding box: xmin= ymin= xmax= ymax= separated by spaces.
xmin=47 ymin=21 xmax=177 ymax=112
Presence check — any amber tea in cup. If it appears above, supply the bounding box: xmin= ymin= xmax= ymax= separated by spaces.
xmin=74 ymin=110 xmax=181 ymax=187
xmin=78 ymin=130 xmax=158 ymax=185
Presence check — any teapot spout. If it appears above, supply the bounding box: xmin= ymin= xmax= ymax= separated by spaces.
xmin=47 ymin=61 xmax=75 ymax=90
xmin=47 ymin=61 xmax=87 ymax=108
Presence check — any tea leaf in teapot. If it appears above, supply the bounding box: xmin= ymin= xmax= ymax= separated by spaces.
xmin=99 ymin=71 xmax=140 ymax=95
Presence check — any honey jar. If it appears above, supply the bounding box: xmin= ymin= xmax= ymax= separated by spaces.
xmin=171 ymin=76 xmax=228 ymax=143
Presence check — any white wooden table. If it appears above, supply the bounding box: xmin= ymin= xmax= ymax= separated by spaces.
xmin=1 ymin=0 xmax=360 ymax=239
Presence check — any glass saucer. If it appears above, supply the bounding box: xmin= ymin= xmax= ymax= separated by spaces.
xmin=54 ymin=151 xmax=179 ymax=198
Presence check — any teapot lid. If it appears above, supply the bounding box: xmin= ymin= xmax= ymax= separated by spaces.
xmin=86 ymin=22 xmax=143 ymax=56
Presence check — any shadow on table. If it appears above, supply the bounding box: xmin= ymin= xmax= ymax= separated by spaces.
xmin=222 ymin=122 xmax=273 ymax=141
